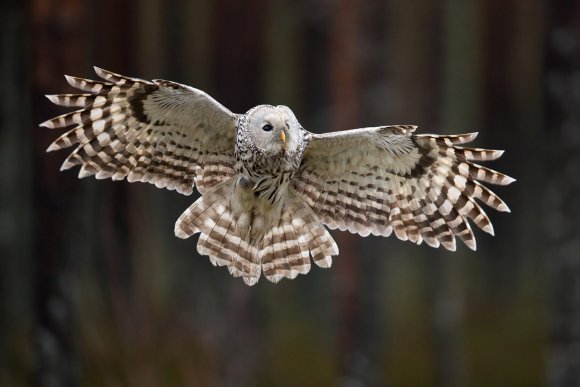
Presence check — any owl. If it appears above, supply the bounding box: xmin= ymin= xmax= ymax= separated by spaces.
xmin=42 ymin=67 xmax=514 ymax=285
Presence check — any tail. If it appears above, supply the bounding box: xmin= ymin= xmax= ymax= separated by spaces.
xmin=175 ymin=178 xmax=262 ymax=285
xmin=259 ymin=189 xmax=338 ymax=283
xmin=174 ymin=179 xmax=338 ymax=285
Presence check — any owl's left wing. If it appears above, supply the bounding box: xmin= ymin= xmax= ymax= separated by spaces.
xmin=41 ymin=67 xmax=238 ymax=195
xmin=292 ymin=126 xmax=515 ymax=251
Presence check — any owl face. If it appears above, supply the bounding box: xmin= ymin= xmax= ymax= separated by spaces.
xmin=244 ymin=105 xmax=302 ymax=154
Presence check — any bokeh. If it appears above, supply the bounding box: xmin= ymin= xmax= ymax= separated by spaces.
xmin=1 ymin=0 xmax=579 ymax=386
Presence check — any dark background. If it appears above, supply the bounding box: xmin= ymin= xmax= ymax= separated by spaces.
xmin=1 ymin=0 xmax=579 ymax=386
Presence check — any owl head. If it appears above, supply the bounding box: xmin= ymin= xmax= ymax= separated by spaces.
xmin=243 ymin=105 xmax=302 ymax=154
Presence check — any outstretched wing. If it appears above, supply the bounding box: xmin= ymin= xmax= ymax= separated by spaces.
xmin=292 ymin=126 xmax=515 ymax=251
xmin=41 ymin=67 xmax=238 ymax=195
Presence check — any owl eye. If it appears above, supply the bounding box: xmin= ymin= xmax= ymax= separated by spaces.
xmin=262 ymin=124 xmax=273 ymax=132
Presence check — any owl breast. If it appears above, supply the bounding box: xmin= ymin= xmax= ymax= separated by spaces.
xmin=235 ymin=143 xmax=303 ymax=204
xmin=233 ymin=111 xmax=309 ymax=204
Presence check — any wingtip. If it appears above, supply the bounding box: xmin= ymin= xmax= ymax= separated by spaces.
xmin=466 ymin=132 xmax=479 ymax=141
xmin=442 ymin=242 xmax=457 ymax=252
xmin=45 ymin=94 xmax=59 ymax=103
xmin=46 ymin=143 xmax=59 ymax=152
xmin=504 ymin=176 xmax=517 ymax=185
xmin=492 ymin=149 xmax=505 ymax=159
xmin=60 ymin=160 xmax=75 ymax=171
xmin=64 ymin=74 xmax=77 ymax=87
xmin=93 ymin=66 xmax=106 ymax=77
xmin=39 ymin=119 xmax=54 ymax=129
xmin=497 ymin=202 xmax=511 ymax=213
xmin=78 ymin=167 xmax=93 ymax=179
xmin=483 ymin=223 xmax=495 ymax=236
xmin=465 ymin=238 xmax=477 ymax=251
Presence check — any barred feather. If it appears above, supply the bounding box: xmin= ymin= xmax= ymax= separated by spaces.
xmin=174 ymin=179 xmax=260 ymax=285
xmin=175 ymin=179 xmax=338 ymax=285
xmin=41 ymin=67 xmax=238 ymax=195
xmin=293 ymin=126 xmax=514 ymax=251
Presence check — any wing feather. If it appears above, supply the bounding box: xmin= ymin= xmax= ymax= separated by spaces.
xmin=292 ymin=126 xmax=514 ymax=250
xmin=42 ymin=67 xmax=238 ymax=195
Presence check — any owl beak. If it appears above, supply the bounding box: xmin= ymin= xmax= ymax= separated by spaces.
xmin=279 ymin=130 xmax=286 ymax=143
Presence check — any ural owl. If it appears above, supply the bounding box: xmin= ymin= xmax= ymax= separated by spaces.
xmin=42 ymin=68 xmax=514 ymax=285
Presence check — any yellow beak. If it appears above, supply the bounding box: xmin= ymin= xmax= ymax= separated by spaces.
xmin=280 ymin=130 xmax=286 ymax=143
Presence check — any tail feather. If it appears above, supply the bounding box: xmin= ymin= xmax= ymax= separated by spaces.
xmin=260 ymin=190 xmax=338 ymax=283
xmin=290 ymin=218 xmax=312 ymax=275
xmin=175 ymin=179 xmax=339 ymax=285
xmin=175 ymin=179 xmax=262 ymax=285
xmin=301 ymin=208 xmax=338 ymax=269
xmin=261 ymin=211 xmax=303 ymax=282
xmin=196 ymin=202 xmax=231 ymax=267
xmin=278 ymin=213 xmax=302 ymax=279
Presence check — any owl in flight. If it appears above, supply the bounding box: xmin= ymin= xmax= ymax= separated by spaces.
xmin=42 ymin=67 xmax=514 ymax=285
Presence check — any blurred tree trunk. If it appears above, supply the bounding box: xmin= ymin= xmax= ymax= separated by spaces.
xmin=136 ymin=0 xmax=167 ymax=76
xmin=545 ymin=1 xmax=580 ymax=386
xmin=211 ymin=0 xmax=267 ymax=111
xmin=29 ymin=1 xmax=90 ymax=386
xmin=181 ymin=0 xmax=213 ymax=89
xmin=386 ymin=1 xmax=451 ymax=386
xmin=504 ymin=2 xmax=547 ymax=385
xmin=30 ymin=0 xmax=137 ymax=385
xmin=263 ymin=0 xmax=302 ymax=109
xmin=1 ymin=1 xmax=33 ymax=385
xmin=328 ymin=0 xmax=365 ymax=384
xmin=438 ymin=0 xmax=484 ymax=385
xmin=480 ymin=1 xmax=546 ymax=386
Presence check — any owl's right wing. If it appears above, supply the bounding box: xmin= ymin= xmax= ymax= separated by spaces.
xmin=292 ymin=125 xmax=514 ymax=251
xmin=41 ymin=67 xmax=238 ymax=195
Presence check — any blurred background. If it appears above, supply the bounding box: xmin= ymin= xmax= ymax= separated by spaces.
xmin=1 ymin=0 xmax=579 ymax=386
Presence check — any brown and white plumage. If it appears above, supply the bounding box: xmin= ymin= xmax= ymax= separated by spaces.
xmin=293 ymin=126 xmax=513 ymax=251
xmin=42 ymin=67 xmax=514 ymax=285
xmin=43 ymin=67 xmax=237 ymax=195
